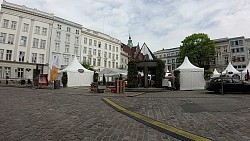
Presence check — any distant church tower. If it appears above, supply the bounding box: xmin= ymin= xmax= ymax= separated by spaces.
xmin=127 ymin=34 xmax=133 ymax=48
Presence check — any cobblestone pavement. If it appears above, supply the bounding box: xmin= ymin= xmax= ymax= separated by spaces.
xmin=1 ymin=86 xmax=250 ymax=141
xmin=111 ymin=91 xmax=250 ymax=141
xmin=0 ymin=87 xmax=177 ymax=141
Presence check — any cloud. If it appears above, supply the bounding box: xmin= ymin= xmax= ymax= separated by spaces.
xmin=6 ymin=0 xmax=250 ymax=52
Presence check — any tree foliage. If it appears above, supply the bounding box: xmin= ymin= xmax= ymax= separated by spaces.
xmin=154 ymin=59 xmax=165 ymax=87
xmin=127 ymin=60 xmax=138 ymax=88
xmin=178 ymin=33 xmax=216 ymax=70
xmin=81 ymin=62 xmax=95 ymax=71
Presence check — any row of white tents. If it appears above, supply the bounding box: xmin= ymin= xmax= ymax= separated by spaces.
xmin=212 ymin=62 xmax=250 ymax=80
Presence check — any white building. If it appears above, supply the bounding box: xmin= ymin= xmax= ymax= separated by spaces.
xmin=0 ymin=0 xmax=53 ymax=81
xmin=50 ymin=16 xmax=82 ymax=69
xmin=81 ymin=27 xmax=121 ymax=71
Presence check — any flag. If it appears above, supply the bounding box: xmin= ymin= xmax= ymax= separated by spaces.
xmin=49 ymin=54 xmax=60 ymax=82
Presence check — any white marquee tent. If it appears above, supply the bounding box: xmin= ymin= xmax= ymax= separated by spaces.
xmin=212 ymin=68 xmax=220 ymax=78
xmin=222 ymin=62 xmax=240 ymax=77
xmin=59 ymin=56 xmax=94 ymax=87
xmin=175 ymin=56 xmax=205 ymax=90
xmin=241 ymin=61 xmax=250 ymax=80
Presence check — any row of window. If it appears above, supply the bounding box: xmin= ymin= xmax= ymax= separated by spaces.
xmin=83 ymin=47 xmax=119 ymax=60
xmin=230 ymin=40 xmax=244 ymax=47
xmin=0 ymin=33 xmax=15 ymax=44
xmin=157 ymin=52 xmax=179 ymax=58
xmin=231 ymin=47 xmax=244 ymax=53
xmin=2 ymin=19 xmax=17 ymax=30
xmin=0 ymin=49 xmax=44 ymax=63
xmin=56 ymin=31 xmax=79 ymax=45
xmin=54 ymin=42 xmax=79 ymax=55
xmin=83 ymin=37 xmax=119 ymax=52
xmin=82 ymin=56 xmax=119 ymax=68
xmin=57 ymin=24 xmax=80 ymax=35
xmin=0 ymin=66 xmax=25 ymax=78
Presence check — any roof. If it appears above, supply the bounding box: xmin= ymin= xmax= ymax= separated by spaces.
xmin=222 ymin=62 xmax=240 ymax=74
xmin=175 ymin=56 xmax=204 ymax=70
xmin=60 ymin=56 xmax=93 ymax=73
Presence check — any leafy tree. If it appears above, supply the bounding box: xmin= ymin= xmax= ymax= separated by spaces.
xmin=178 ymin=33 xmax=216 ymax=70
xmin=154 ymin=59 xmax=165 ymax=87
xmin=127 ymin=60 xmax=138 ymax=88
xmin=81 ymin=62 xmax=95 ymax=71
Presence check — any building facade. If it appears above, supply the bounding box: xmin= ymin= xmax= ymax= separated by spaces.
xmin=0 ymin=1 xmax=123 ymax=82
xmin=81 ymin=27 xmax=121 ymax=71
xmin=0 ymin=1 xmax=53 ymax=80
xmin=154 ymin=36 xmax=250 ymax=72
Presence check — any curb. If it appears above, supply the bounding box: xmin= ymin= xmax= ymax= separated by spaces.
xmin=127 ymin=92 xmax=146 ymax=97
xmin=102 ymin=98 xmax=212 ymax=141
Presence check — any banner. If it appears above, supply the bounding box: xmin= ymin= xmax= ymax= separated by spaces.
xmin=49 ymin=54 xmax=60 ymax=82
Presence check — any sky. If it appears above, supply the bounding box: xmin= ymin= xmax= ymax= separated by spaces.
xmin=6 ymin=0 xmax=250 ymax=52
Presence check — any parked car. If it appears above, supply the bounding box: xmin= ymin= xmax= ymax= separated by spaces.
xmin=205 ymin=77 xmax=250 ymax=93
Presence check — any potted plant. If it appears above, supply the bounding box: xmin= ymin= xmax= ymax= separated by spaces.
xmin=61 ymin=72 xmax=68 ymax=87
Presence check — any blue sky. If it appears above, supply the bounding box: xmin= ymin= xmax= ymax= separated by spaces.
xmin=6 ymin=0 xmax=250 ymax=52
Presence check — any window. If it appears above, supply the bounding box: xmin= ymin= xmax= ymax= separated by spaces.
xmin=89 ymin=39 xmax=92 ymax=45
xmin=171 ymin=53 xmax=175 ymax=56
xmin=2 ymin=19 xmax=9 ymax=28
xmin=5 ymin=67 xmax=11 ymax=78
xmin=40 ymin=40 xmax=46 ymax=49
xmin=225 ymin=57 xmax=228 ymax=64
xmin=66 ymin=34 xmax=70 ymax=42
xmin=33 ymin=38 xmax=39 ymax=48
xmin=42 ymin=28 xmax=47 ymax=35
xmin=0 ymin=49 xmax=4 ymax=60
xmin=93 ymin=49 xmax=96 ymax=55
xmin=98 ymin=50 xmax=101 ymax=57
xmin=74 ymin=47 xmax=78 ymax=55
xmin=55 ymin=42 xmax=60 ymax=51
xmin=76 ymin=29 xmax=79 ymax=34
xmin=75 ymin=36 xmax=79 ymax=45
xmin=56 ymin=31 xmax=61 ymax=40
xmin=19 ymin=51 xmax=25 ymax=62
xmin=6 ymin=50 xmax=12 ymax=60
xmin=32 ymin=53 xmax=37 ymax=63
xmin=17 ymin=68 xmax=24 ymax=78
xmin=240 ymin=47 xmax=244 ymax=52
xmin=93 ymin=58 xmax=96 ymax=66
xmin=112 ymin=54 xmax=115 ymax=60
xmin=224 ymin=46 xmax=227 ymax=52
xmin=236 ymin=48 xmax=239 ymax=53
xmin=0 ymin=33 xmax=7 ymax=43
xmin=83 ymin=47 xmax=87 ymax=54
xmin=20 ymin=36 xmax=27 ymax=46
xmin=112 ymin=62 xmax=115 ymax=68
xmin=57 ymin=24 xmax=62 ymax=30
xmin=239 ymin=40 xmax=243 ymax=46
xmin=83 ymin=57 xmax=86 ymax=63
xmin=167 ymin=59 xmax=170 ymax=64
xmin=23 ymin=23 xmax=29 ymax=32
xmin=0 ymin=67 xmax=2 ymax=78
xmin=10 ymin=21 xmax=17 ymax=30
xmin=88 ymin=57 xmax=92 ymax=65
xmin=116 ymin=54 xmax=118 ymax=60
xmin=67 ymin=27 xmax=71 ymax=32
xmin=108 ymin=61 xmax=111 ymax=68
xmin=231 ymin=49 xmax=235 ymax=53
xmin=35 ymin=26 xmax=40 ymax=34
xmin=104 ymin=60 xmax=107 ymax=67
xmin=39 ymin=54 xmax=44 ymax=64
xmin=88 ymin=48 xmax=92 ymax=55
xmin=112 ymin=46 xmax=115 ymax=52
xmin=64 ymin=57 xmax=69 ymax=65
xmin=159 ymin=55 xmax=162 ymax=58
xmin=65 ymin=45 xmax=69 ymax=53
xmin=104 ymin=51 xmax=107 ymax=58
xmin=94 ymin=40 xmax=97 ymax=46
xmin=109 ymin=53 xmax=111 ymax=58
xmin=109 ymin=45 xmax=111 ymax=50
xmin=105 ymin=43 xmax=107 ymax=50
xmin=116 ymin=62 xmax=118 ymax=68
xmin=84 ymin=37 xmax=87 ymax=44
xmin=97 ymin=59 xmax=100 ymax=66
xmin=98 ymin=41 xmax=101 ymax=48
xmin=172 ymin=59 xmax=175 ymax=63
xmin=116 ymin=47 xmax=118 ymax=52
xmin=7 ymin=34 xmax=15 ymax=44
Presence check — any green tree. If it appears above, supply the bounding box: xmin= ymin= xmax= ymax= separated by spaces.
xmin=178 ymin=33 xmax=216 ymax=70
xmin=127 ymin=60 xmax=138 ymax=88
xmin=81 ymin=62 xmax=95 ymax=71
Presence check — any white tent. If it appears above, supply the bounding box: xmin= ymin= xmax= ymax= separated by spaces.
xmin=175 ymin=56 xmax=205 ymax=90
xmin=99 ymin=68 xmax=127 ymax=76
xmin=241 ymin=61 xmax=250 ymax=80
xmin=212 ymin=68 xmax=220 ymax=78
xmin=59 ymin=56 xmax=94 ymax=87
xmin=222 ymin=62 xmax=240 ymax=77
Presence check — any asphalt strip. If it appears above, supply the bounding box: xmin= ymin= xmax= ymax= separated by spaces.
xmin=102 ymin=98 xmax=212 ymax=141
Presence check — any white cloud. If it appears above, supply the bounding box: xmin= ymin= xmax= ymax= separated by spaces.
xmin=6 ymin=0 xmax=250 ymax=52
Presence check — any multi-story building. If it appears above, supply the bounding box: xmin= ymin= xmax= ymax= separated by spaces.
xmin=154 ymin=36 xmax=250 ymax=72
xmin=154 ymin=47 xmax=180 ymax=71
xmin=0 ymin=1 xmax=124 ymax=82
xmin=50 ymin=16 xmax=82 ymax=69
xmin=81 ymin=27 xmax=121 ymax=71
xmin=0 ymin=1 xmax=53 ymax=80
xmin=120 ymin=47 xmax=129 ymax=69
